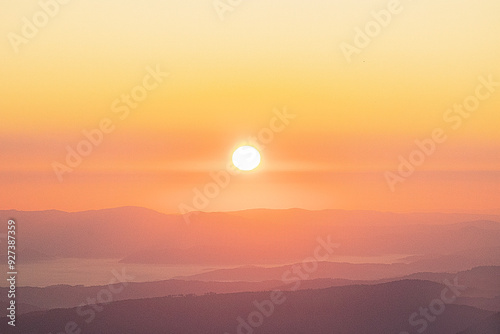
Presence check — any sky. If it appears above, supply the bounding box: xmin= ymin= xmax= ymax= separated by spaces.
xmin=1 ymin=0 xmax=499 ymax=213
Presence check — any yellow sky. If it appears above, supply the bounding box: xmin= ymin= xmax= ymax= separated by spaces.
xmin=1 ymin=0 xmax=499 ymax=213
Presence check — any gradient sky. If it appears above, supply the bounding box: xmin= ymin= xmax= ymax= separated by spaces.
xmin=1 ymin=0 xmax=499 ymax=213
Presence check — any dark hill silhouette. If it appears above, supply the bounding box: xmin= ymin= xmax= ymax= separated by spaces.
xmin=1 ymin=266 xmax=498 ymax=313
xmin=457 ymin=312 xmax=500 ymax=333
xmin=0 ymin=280 xmax=493 ymax=334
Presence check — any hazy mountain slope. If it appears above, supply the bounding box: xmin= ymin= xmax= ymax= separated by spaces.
xmin=1 ymin=208 xmax=499 ymax=263
xmin=0 ymin=279 xmax=283 ymax=310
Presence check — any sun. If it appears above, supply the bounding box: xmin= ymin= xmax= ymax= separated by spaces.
xmin=232 ymin=146 xmax=261 ymax=171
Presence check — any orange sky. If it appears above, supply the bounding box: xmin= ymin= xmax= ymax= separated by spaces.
xmin=1 ymin=0 xmax=499 ymax=213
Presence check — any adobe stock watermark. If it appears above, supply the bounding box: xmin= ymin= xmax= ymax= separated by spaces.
xmin=47 ymin=268 xmax=134 ymax=334
xmin=224 ymin=235 xmax=340 ymax=334
xmin=52 ymin=64 xmax=169 ymax=182
xmin=213 ymin=0 xmax=245 ymax=21
xmin=178 ymin=107 xmax=296 ymax=224
xmin=385 ymin=74 xmax=498 ymax=192
xmin=399 ymin=276 xmax=466 ymax=334
xmin=340 ymin=0 xmax=413 ymax=63
xmin=8 ymin=0 xmax=72 ymax=54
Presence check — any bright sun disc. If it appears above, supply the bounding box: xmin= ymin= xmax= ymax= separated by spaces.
xmin=232 ymin=146 xmax=261 ymax=171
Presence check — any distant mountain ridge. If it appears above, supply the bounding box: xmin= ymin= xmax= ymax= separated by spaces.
xmin=1 ymin=207 xmax=499 ymax=264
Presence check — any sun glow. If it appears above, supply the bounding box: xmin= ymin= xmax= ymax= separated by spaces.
xmin=232 ymin=146 xmax=261 ymax=171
